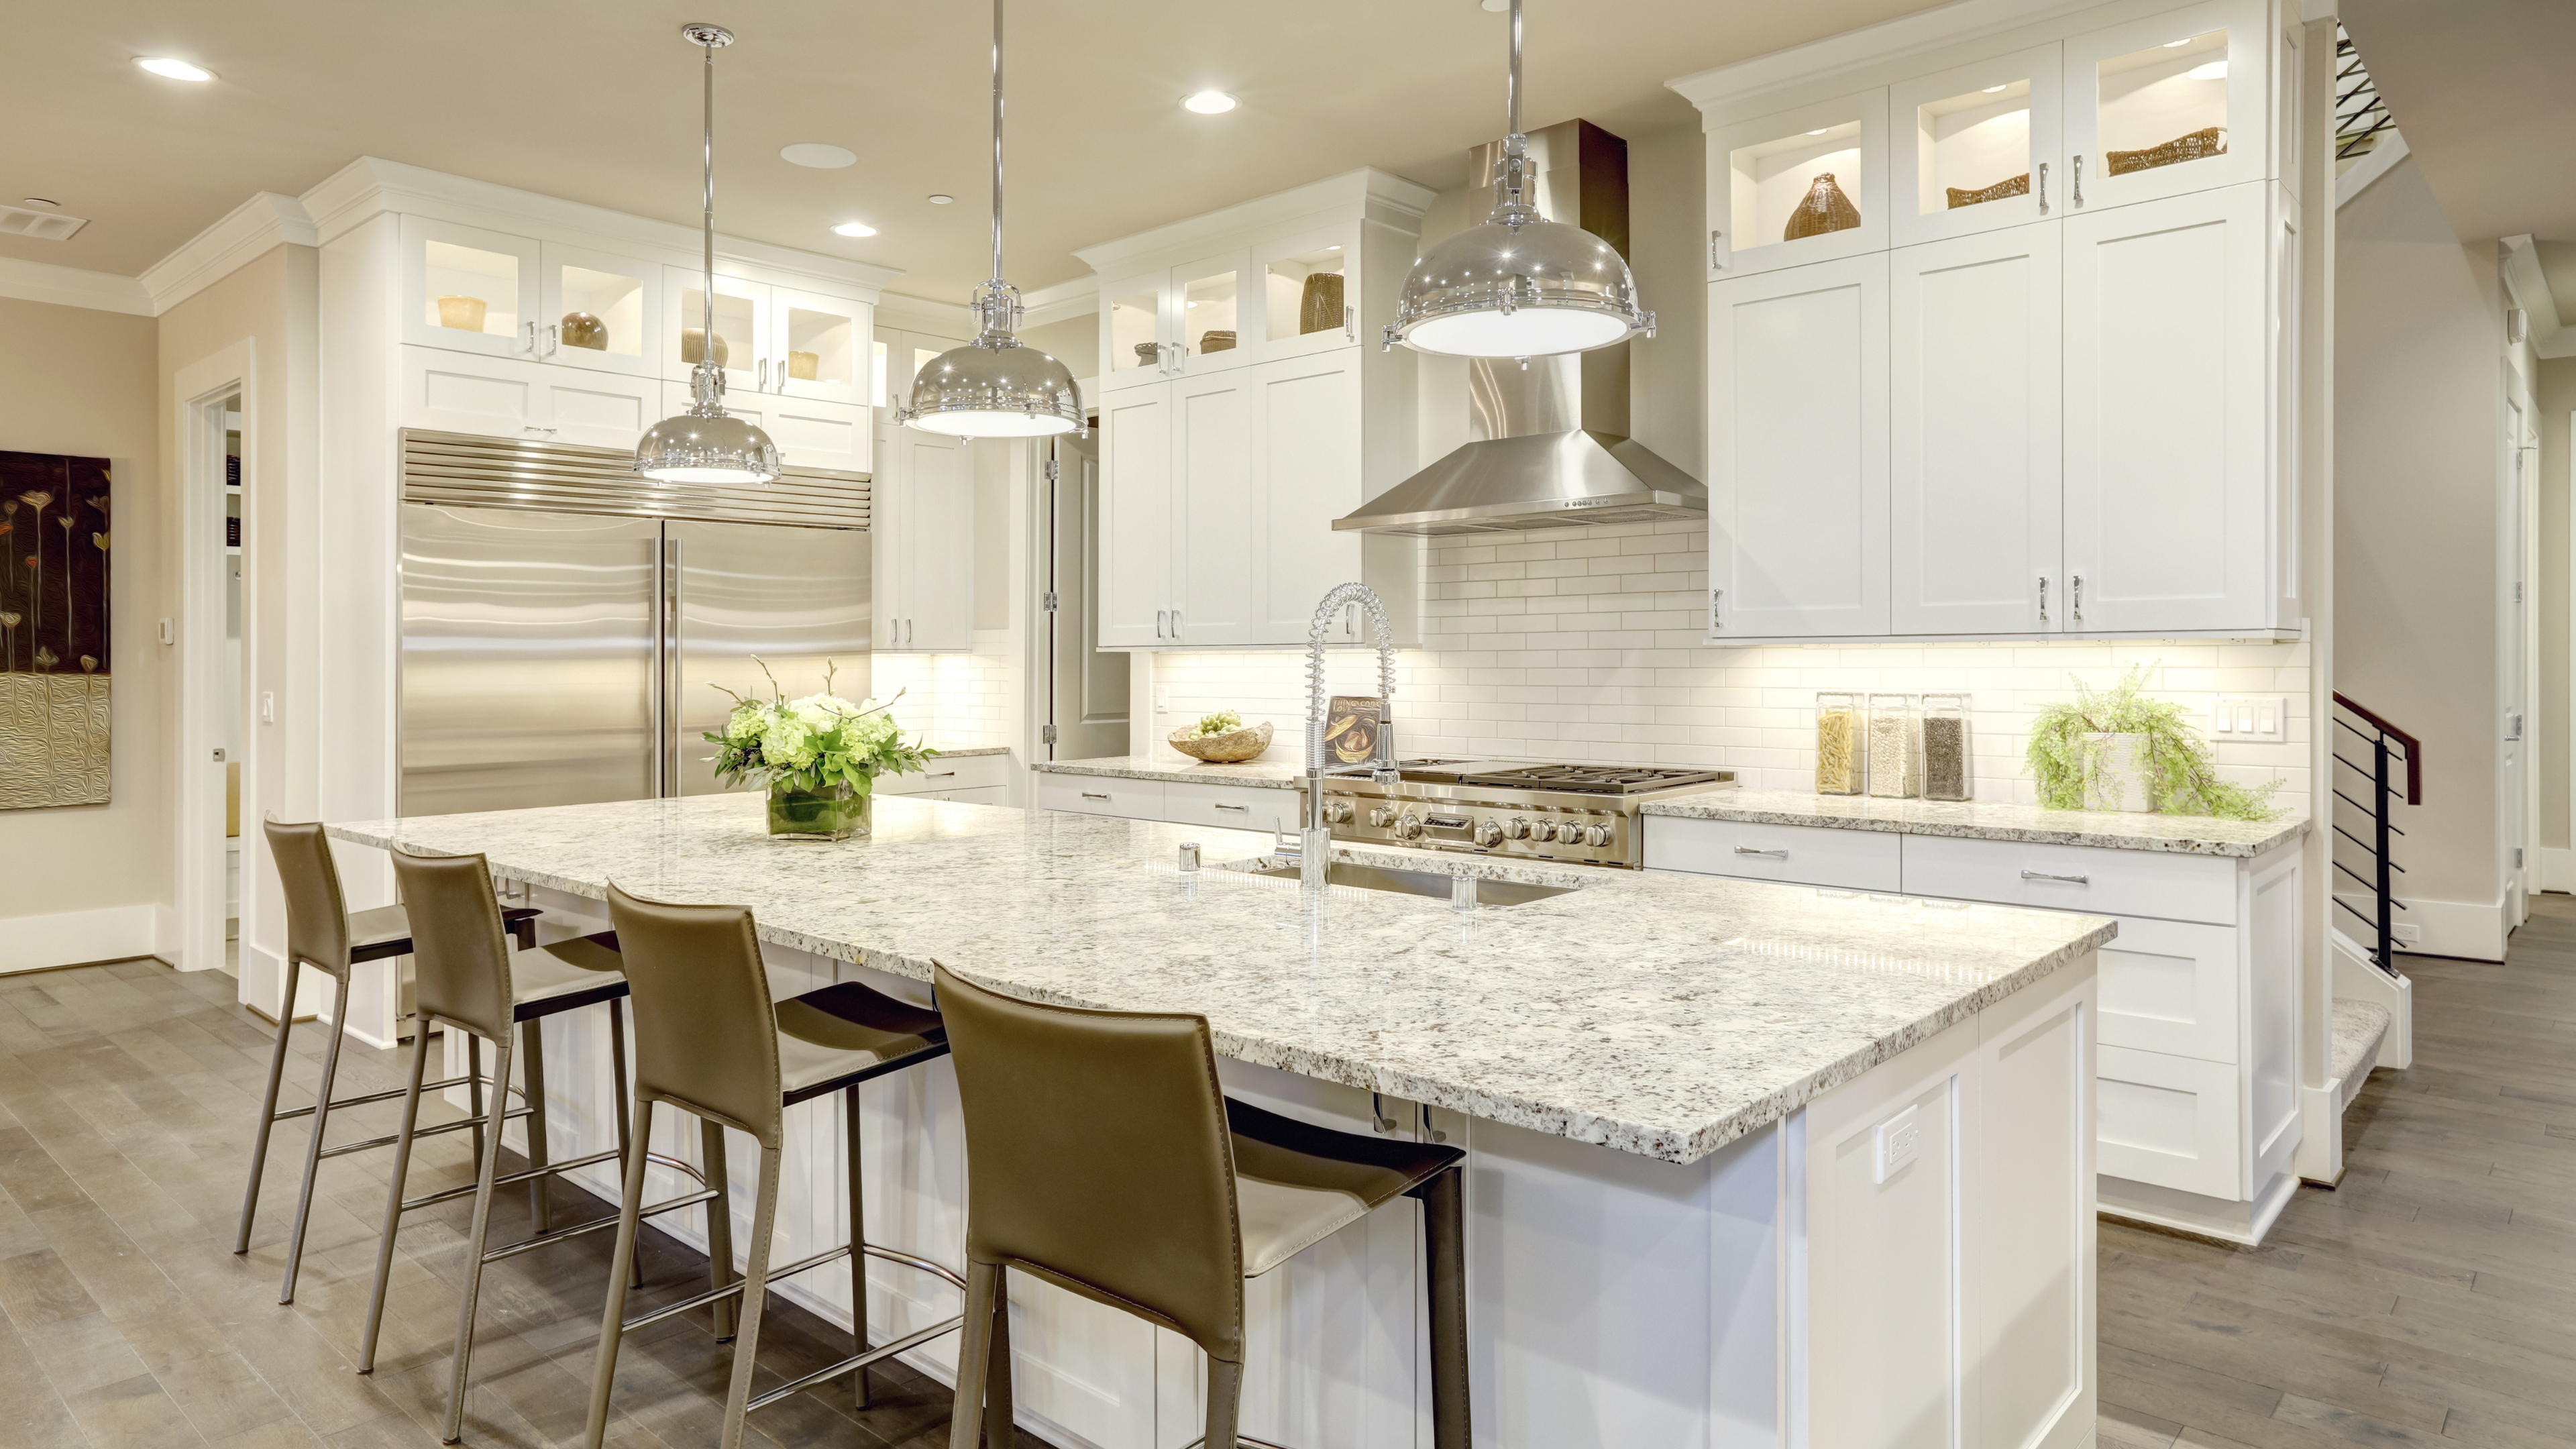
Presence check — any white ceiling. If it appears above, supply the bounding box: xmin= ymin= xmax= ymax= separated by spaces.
xmin=9 ymin=0 xmax=1939 ymax=305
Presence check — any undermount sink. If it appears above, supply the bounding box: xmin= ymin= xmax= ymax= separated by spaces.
xmin=1244 ymin=859 xmax=1577 ymax=907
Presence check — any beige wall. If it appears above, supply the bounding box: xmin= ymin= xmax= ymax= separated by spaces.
xmin=2538 ymin=356 xmax=2575 ymax=857
xmin=0 ymin=297 xmax=167 ymax=947
xmin=1019 ymin=314 xmax=1096 ymax=386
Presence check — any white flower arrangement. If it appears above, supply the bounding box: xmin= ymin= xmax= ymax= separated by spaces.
xmin=703 ymin=659 xmax=934 ymax=798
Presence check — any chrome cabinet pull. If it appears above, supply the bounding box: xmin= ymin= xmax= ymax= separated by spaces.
xmin=545 ymin=323 xmax=561 ymax=357
xmin=523 ymin=320 xmax=539 ymax=354
xmin=920 ymin=771 xmax=957 ymax=780
xmin=906 ymin=619 xmax=914 ymax=645
xmin=1733 ymin=847 xmax=1788 ymax=859
xmin=2020 ymin=869 xmax=2090 ymax=885
xmin=1344 ymin=305 xmax=1356 ymax=343
xmin=1081 ymin=791 xmax=1112 ymax=801
xmin=2036 ymin=162 xmax=2049 ymax=213
xmin=1172 ymin=608 xmax=1183 ymax=638
xmin=1215 ymin=802 xmax=1249 ymax=812
xmin=1710 ymin=588 xmax=1725 ymax=629
xmin=1709 ymin=229 xmax=1723 ymax=270
xmin=2072 ymin=154 xmax=2085 ymax=207
xmin=2072 ymin=574 xmax=2083 ymax=624
xmin=2038 ymin=576 xmax=2049 ymax=622
xmin=1156 ymin=610 xmax=1167 ymax=639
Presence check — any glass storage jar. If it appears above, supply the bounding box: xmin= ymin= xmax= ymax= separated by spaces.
xmin=1921 ymin=693 xmax=1971 ymax=801
xmin=1815 ymin=692 xmax=1864 ymax=795
xmin=1866 ymin=693 xmax=1919 ymax=798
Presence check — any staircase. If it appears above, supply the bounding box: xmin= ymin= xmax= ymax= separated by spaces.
xmin=2320 ymin=694 xmax=2418 ymax=1158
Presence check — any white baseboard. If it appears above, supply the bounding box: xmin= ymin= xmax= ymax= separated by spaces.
xmin=2542 ymin=847 xmax=2576 ymax=894
xmin=2339 ymin=889 xmax=2508 ymax=963
xmin=2331 ymin=930 xmax=2412 ymax=1069
xmin=2099 ymin=1169 xmax=2300 ymax=1246
xmin=0 ymin=904 xmax=162 ymax=974
xmin=2296 ymin=1082 xmax=2345 ymax=1185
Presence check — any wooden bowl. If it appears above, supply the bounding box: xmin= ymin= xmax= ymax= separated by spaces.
xmin=1168 ymin=721 xmax=1273 ymax=763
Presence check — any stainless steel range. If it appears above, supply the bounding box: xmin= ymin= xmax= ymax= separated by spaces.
xmin=1307 ymin=760 xmax=1737 ymax=869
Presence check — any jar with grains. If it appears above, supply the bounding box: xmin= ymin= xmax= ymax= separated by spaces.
xmin=1921 ymin=693 xmax=1971 ymax=801
xmin=1815 ymin=692 xmax=1863 ymax=795
xmin=1866 ymin=693 xmax=1919 ymax=798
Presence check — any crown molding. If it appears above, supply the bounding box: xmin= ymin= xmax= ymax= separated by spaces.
xmin=1668 ymin=0 xmax=2124 ymax=115
xmin=2501 ymin=231 xmax=2576 ymax=360
xmin=0 ymin=256 xmax=154 ymax=316
xmin=1073 ymin=167 xmax=1438 ymax=276
xmin=1021 ymin=275 xmax=1097 ymax=329
xmin=873 ymin=290 xmax=973 ymax=334
xmin=138 ymin=192 xmax=317 ymax=315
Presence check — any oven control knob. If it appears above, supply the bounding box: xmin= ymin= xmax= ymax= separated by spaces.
xmin=1585 ymin=823 xmax=1615 ymax=847
xmin=1474 ymin=818 xmax=1504 ymax=847
xmin=1397 ymin=812 xmax=1425 ymax=840
xmin=1505 ymin=817 xmax=1532 ymax=840
xmin=1369 ymin=805 xmax=1397 ymax=828
xmin=1320 ymin=800 xmax=1352 ymax=825
xmin=1527 ymin=820 xmax=1559 ymax=843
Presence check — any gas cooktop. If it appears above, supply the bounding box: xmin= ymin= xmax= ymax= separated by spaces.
xmin=1315 ymin=759 xmax=1737 ymax=867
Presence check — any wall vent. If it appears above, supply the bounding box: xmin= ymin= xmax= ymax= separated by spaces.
xmin=0 ymin=204 xmax=89 ymax=241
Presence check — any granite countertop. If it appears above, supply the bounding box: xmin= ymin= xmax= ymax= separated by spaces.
xmin=928 ymin=745 xmax=1012 ymax=759
xmin=331 ymin=795 xmax=2110 ymax=1165
xmin=1035 ymin=754 xmax=1303 ymax=788
xmin=1643 ymin=789 xmax=2310 ymax=858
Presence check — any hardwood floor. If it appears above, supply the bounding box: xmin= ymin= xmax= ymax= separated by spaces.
xmin=0 ymin=959 xmax=997 ymax=1448
xmin=2098 ymin=893 xmax=2576 ymax=1449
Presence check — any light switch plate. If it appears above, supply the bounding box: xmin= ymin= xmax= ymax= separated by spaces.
xmin=1874 ymin=1104 xmax=1920 ymax=1184
xmin=1153 ymin=684 xmax=1171 ymax=714
xmin=2212 ymin=696 xmax=2287 ymax=741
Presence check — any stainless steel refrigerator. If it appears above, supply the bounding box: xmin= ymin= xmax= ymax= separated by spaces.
xmin=397 ymin=429 xmax=871 ymax=816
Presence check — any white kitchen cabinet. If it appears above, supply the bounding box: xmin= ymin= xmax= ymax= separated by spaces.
xmin=1248 ymin=353 xmax=1364 ymax=644
xmin=1036 ymin=773 xmax=1164 ymax=820
xmin=1639 ymin=816 xmax=1901 ymax=890
xmin=1705 ymin=89 xmax=1890 ymax=280
xmin=404 ymin=216 xmax=543 ymax=360
xmin=872 ymin=421 xmax=975 ymax=653
xmin=2061 ymin=182 xmax=2272 ymax=633
xmin=1890 ymin=45 xmax=2066 ymax=249
xmin=2064 ymin=0 xmax=2271 ymax=213
xmin=1162 ymin=780 xmax=1297 ymax=834
xmin=1098 ymin=386 xmax=1178 ymax=649
xmin=1097 ymin=250 xmax=1254 ymax=394
xmin=875 ymin=753 xmax=1014 ymax=801
xmin=1174 ymin=370 xmax=1252 ymax=645
xmin=667 ymin=382 xmax=869 ymax=476
xmin=1706 ymin=254 xmax=1889 ymax=639
xmin=663 ymin=266 xmax=769 ymax=393
xmin=768 ymin=284 xmax=869 ymax=405
xmin=400 ymin=347 xmax=660 ymax=451
xmin=1249 ymin=221 xmax=1364 ymax=362
xmin=538 ymin=240 xmax=663 ymax=378
xmin=1890 ymin=223 xmax=2063 ymax=635
xmin=666 ymin=268 xmax=874 ymax=411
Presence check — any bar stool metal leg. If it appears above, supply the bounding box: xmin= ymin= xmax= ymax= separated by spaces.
xmin=983 ymin=1264 xmax=1014 ymax=1449
xmin=610 ymin=998 xmax=642 ymax=1289
xmin=444 ymin=1028 xmax=517 ymax=1444
xmin=278 ymin=970 xmax=354 ymax=1304
xmin=466 ymin=1034 xmax=486 ymax=1169
xmin=233 ymin=961 xmax=303 ymax=1256
xmin=845 ymin=1081 xmax=870 ymax=1409
xmin=716 ymin=1144 xmax=785 ymax=1449
xmin=702 ymin=1118 xmax=737 ymax=1342
xmin=1411 ymin=1165 xmax=1470 ymax=1449
xmin=1203 ymin=1356 xmax=1244 ymax=1449
xmin=582 ymin=1097 xmax=657 ymax=1449
xmin=521 ymin=1018 xmax=551 ymax=1230
xmin=357 ymin=1027 xmax=435 ymax=1375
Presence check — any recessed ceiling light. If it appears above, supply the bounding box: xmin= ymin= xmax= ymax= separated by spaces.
xmin=832 ymin=221 xmax=877 ymax=237
xmin=2187 ymin=59 xmax=2228 ymax=80
xmin=1982 ymin=84 xmax=2008 ymax=93
xmin=1183 ymin=91 xmax=1238 ymax=115
xmin=1806 ymin=127 xmax=1829 ymax=136
xmin=780 ymin=142 xmax=857 ymax=169
xmin=2163 ymin=37 xmax=2192 ymax=47
xmin=135 ymin=56 xmax=213 ymax=82
xmin=928 ymin=193 xmax=955 ymax=205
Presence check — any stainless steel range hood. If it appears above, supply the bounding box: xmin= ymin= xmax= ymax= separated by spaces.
xmin=1337 ymin=119 xmax=1704 ymax=537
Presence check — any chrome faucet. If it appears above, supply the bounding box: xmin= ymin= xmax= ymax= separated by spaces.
xmin=1297 ymin=582 xmax=1401 ymax=891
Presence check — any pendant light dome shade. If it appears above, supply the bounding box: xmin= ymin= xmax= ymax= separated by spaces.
xmin=1383 ymin=0 xmax=1651 ymax=360
xmin=898 ymin=0 xmax=1085 ymax=439
xmin=636 ymin=23 xmax=781 ymax=485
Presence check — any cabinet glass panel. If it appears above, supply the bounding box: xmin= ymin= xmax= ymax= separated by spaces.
xmin=424 ymin=241 xmax=523 ymax=339
xmin=2095 ymin=29 xmax=2230 ymax=178
xmin=1729 ymin=120 xmax=1866 ymax=254
xmin=1110 ymin=284 xmax=1162 ymax=375
xmin=556 ymin=264 xmax=646 ymax=359
xmin=1915 ymin=82 xmax=2033 ymax=215
xmin=675 ymin=286 xmax=758 ymax=374
xmin=1180 ymin=268 xmax=1239 ymax=361
xmin=785 ymin=303 xmax=857 ymax=386
xmin=1263 ymin=244 xmax=1348 ymax=343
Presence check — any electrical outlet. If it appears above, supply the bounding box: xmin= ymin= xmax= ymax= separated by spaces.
xmin=2392 ymin=923 xmax=2422 ymax=945
xmin=260 ymin=690 xmax=276 ymax=724
xmin=1153 ymin=684 xmax=1171 ymax=714
xmin=1873 ymin=1104 xmax=1921 ymax=1184
xmin=2212 ymin=696 xmax=2287 ymax=741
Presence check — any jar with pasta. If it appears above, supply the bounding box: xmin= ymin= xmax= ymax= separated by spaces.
xmin=1866 ymin=693 xmax=1919 ymax=798
xmin=1921 ymin=693 xmax=1971 ymax=801
xmin=1815 ymin=692 xmax=1863 ymax=795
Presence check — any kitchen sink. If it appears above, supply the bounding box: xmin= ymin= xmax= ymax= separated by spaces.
xmin=1243 ymin=860 xmax=1577 ymax=907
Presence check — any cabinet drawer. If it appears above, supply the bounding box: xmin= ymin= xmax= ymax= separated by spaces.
xmin=1036 ymin=775 xmax=1164 ymax=821
xmin=1162 ymin=781 xmax=1297 ymax=835
xmin=2098 ymin=916 xmax=2240 ymax=1064
xmin=879 ymin=753 xmax=1012 ymax=796
xmin=1644 ymin=816 xmax=1901 ymax=891
xmin=1900 ymin=835 xmax=2236 ymax=926
xmin=2096 ymin=1045 xmax=2242 ymax=1200
xmin=941 ymin=785 xmax=1010 ymax=806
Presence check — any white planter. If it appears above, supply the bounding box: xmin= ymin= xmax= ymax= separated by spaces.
xmin=2082 ymin=733 xmax=2153 ymax=812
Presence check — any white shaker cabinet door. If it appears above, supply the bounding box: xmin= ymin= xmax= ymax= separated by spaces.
xmin=897 ymin=427 xmax=975 ymax=653
xmin=2062 ymin=182 xmax=2269 ymax=633
xmin=1171 ymin=369 xmax=1251 ymax=646
xmin=1246 ymin=353 xmax=1364 ymax=645
xmin=1890 ymin=223 xmax=2063 ymax=636
xmin=1706 ymin=254 xmax=1890 ymax=640
xmin=1099 ymin=384 xmax=1179 ymax=648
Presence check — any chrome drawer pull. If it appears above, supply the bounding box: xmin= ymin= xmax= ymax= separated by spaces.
xmin=2020 ymin=869 xmax=2090 ymax=885
xmin=1733 ymin=847 xmax=1788 ymax=859
xmin=920 ymin=771 xmax=956 ymax=779
xmin=1214 ymin=803 xmax=1249 ymax=812
xmin=1081 ymin=792 xmax=1111 ymax=801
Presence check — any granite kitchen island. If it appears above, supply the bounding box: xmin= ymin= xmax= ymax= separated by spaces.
xmin=330 ymin=792 xmax=2110 ymax=1449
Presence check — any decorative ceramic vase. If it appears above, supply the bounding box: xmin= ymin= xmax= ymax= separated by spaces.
xmin=2105 ymin=126 xmax=2229 ymax=176
xmin=1783 ymin=173 xmax=1862 ymax=240
xmin=2082 ymin=733 xmax=2153 ymax=813
xmin=1298 ymin=271 xmax=1345 ymax=336
xmin=1167 ymin=720 xmax=1273 ymax=763
xmin=1133 ymin=341 xmax=1163 ymax=366
xmin=559 ymin=311 xmax=608 ymax=350
xmin=788 ymin=350 xmax=820 ymax=380
xmin=1198 ymin=330 xmax=1236 ymax=354
xmin=682 ymin=327 xmax=731 ymax=368
xmin=767 ymin=782 xmax=869 ymax=841
xmin=1945 ymin=173 xmax=2030 ymax=209
xmin=436 ymin=294 xmax=489 ymax=332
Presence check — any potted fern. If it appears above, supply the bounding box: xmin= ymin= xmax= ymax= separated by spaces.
xmin=2025 ymin=667 xmax=2284 ymax=820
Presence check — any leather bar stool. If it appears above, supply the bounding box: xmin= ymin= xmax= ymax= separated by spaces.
xmin=932 ymin=963 xmax=1470 ymax=1449
xmin=238 ymin=820 xmax=537 ymax=1304
xmin=358 ymin=849 xmax=678 ymax=1444
xmin=582 ymin=881 xmax=968 ymax=1449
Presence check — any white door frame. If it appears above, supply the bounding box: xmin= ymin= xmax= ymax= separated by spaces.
xmin=172 ymin=343 xmax=256 ymax=984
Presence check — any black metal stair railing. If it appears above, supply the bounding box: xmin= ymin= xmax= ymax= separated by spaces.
xmin=2330 ymin=692 xmax=2419 ymax=974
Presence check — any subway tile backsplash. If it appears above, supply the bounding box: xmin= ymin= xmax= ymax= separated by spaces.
xmin=1148 ymin=521 xmax=2310 ymax=816
xmin=875 ymin=630 xmax=1014 ymax=751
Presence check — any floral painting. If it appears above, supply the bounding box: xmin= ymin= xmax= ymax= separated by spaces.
xmin=0 ymin=451 xmax=111 ymax=809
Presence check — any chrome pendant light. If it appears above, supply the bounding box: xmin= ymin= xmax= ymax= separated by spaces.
xmin=1383 ymin=0 xmax=1653 ymax=359
xmin=898 ymin=0 xmax=1083 ymax=439
xmin=635 ymin=23 xmax=782 ymax=484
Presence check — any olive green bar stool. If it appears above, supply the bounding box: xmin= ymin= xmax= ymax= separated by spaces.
xmin=360 ymin=850 xmax=693 ymax=1444
xmin=933 ymin=963 xmax=1471 ymax=1449
xmin=238 ymin=820 xmax=538 ymax=1305
xmin=583 ymin=882 xmax=967 ymax=1449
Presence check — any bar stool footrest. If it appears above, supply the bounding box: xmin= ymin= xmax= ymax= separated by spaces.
xmin=480 ymin=1187 xmax=719 ymax=1265
xmin=745 ymin=1314 xmax=965 ymax=1411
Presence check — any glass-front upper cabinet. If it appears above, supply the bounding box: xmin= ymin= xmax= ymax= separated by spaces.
xmin=1095 ymin=251 xmax=1252 ymax=391
xmin=1709 ymin=89 xmax=1888 ymax=278
xmin=2065 ymin=0 xmax=2269 ymax=211
xmin=1171 ymin=251 xmax=1246 ymax=378
xmin=770 ymin=286 xmax=868 ymax=406
xmin=662 ymin=267 xmax=769 ymax=392
xmin=1101 ymin=271 xmax=1167 ymax=391
xmin=403 ymin=217 xmax=542 ymax=360
xmin=537 ymin=241 xmax=659 ymax=378
xmin=1252 ymin=223 xmax=1360 ymax=362
xmin=1890 ymin=46 xmax=2063 ymax=247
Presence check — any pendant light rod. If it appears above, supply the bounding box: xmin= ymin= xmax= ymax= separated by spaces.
xmin=989 ymin=0 xmax=1006 ymax=288
xmin=1507 ymin=0 xmax=1523 ymax=140
xmin=700 ymin=32 xmax=718 ymax=348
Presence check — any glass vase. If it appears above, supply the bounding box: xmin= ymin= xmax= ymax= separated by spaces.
xmin=767 ymin=782 xmax=869 ymax=841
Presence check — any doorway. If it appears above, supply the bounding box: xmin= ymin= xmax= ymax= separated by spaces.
xmin=2505 ymin=388 xmax=2532 ymax=928
xmin=1036 ymin=431 xmax=1127 ymax=762
xmin=221 ymin=400 xmax=243 ymax=970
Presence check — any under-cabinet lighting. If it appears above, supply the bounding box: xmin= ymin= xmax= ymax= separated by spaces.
xmin=136 ymin=56 xmax=214 ymax=82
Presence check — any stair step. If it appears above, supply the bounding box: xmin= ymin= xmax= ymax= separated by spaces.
xmin=2332 ymin=1000 xmax=2392 ymax=1112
